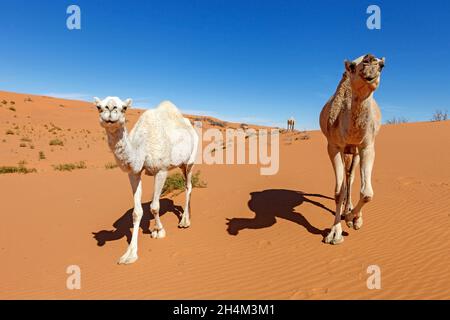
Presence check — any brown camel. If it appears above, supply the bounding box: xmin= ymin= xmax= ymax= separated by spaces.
xmin=319 ymin=54 xmax=385 ymax=245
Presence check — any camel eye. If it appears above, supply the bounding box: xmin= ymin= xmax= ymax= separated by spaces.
xmin=96 ymin=105 xmax=101 ymax=112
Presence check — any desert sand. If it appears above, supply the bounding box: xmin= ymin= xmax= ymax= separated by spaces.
xmin=0 ymin=90 xmax=449 ymax=299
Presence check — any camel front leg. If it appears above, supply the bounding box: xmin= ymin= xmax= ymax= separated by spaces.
xmin=118 ymin=173 xmax=143 ymax=264
xmin=350 ymin=144 xmax=375 ymax=230
xmin=150 ymin=170 xmax=168 ymax=239
xmin=179 ymin=164 xmax=193 ymax=228
xmin=344 ymin=153 xmax=360 ymax=228
xmin=327 ymin=144 xmax=344 ymax=205
xmin=324 ymin=145 xmax=345 ymax=245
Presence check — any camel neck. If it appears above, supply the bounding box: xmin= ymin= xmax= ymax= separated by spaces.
xmin=107 ymin=126 xmax=127 ymax=147
xmin=106 ymin=127 xmax=135 ymax=166
xmin=351 ymin=92 xmax=373 ymax=114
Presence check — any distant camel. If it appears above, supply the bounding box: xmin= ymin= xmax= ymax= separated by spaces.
xmin=319 ymin=54 xmax=385 ymax=245
xmin=94 ymin=97 xmax=198 ymax=264
xmin=287 ymin=117 xmax=295 ymax=131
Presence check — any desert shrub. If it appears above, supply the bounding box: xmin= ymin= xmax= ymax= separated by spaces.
xmin=53 ymin=161 xmax=86 ymax=171
xmin=0 ymin=161 xmax=36 ymax=174
xmin=5 ymin=130 xmax=14 ymax=135
xmin=431 ymin=110 xmax=448 ymax=122
xmin=105 ymin=162 xmax=118 ymax=169
xmin=240 ymin=123 xmax=249 ymax=129
xmin=39 ymin=151 xmax=46 ymax=160
xmin=162 ymin=171 xmax=207 ymax=196
xmin=296 ymin=132 xmax=310 ymax=140
xmin=21 ymin=137 xmax=32 ymax=142
xmin=19 ymin=143 xmax=26 ymax=147
xmin=49 ymin=139 xmax=64 ymax=146
xmin=206 ymin=118 xmax=226 ymax=128
xmin=48 ymin=123 xmax=62 ymax=133
xmin=0 ymin=166 xmax=36 ymax=174
xmin=385 ymin=117 xmax=409 ymax=125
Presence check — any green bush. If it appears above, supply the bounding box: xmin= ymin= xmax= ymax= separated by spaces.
xmin=162 ymin=171 xmax=207 ymax=196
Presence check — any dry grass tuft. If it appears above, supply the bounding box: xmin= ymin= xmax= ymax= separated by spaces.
xmin=53 ymin=161 xmax=87 ymax=172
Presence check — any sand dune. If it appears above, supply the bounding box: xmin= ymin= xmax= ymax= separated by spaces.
xmin=0 ymin=91 xmax=449 ymax=299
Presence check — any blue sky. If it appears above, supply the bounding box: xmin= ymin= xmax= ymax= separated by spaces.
xmin=0 ymin=0 xmax=449 ymax=129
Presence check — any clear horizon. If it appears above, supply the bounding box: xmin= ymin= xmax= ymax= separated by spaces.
xmin=0 ymin=0 xmax=449 ymax=129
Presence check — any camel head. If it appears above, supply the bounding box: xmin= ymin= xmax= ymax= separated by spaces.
xmin=345 ymin=54 xmax=385 ymax=95
xmin=93 ymin=96 xmax=132 ymax=131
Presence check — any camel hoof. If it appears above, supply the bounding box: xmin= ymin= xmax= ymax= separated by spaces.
xmin=345 ymin=211 xmax=354 ymax=228
xmin=324 ymin=227 xmax=344 ymax=245
xmin=324 ymin=232 xmax=334 ymax=244
xmin=330 ymin=236 xmax=344 ymax=245
xmin=151 ymin=228 xmax=166 ymax=239
xmin=353 ymin=217 xmax=363 ymax=230
xmin=118 ymin=253 xmax=138 ymax=265
xmin=178 ymin=216 xmax=191 ymax=228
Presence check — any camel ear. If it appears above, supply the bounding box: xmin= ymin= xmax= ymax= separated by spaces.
xmin=93 ymin=97 xmax=102 ymax=111
xmin=123 ymin=98 xmax=132 ymax=111
xmin=345 ymin=60 xmax=356 ymax=73
xmin=379 ymin=57 xmax=385 ymax=70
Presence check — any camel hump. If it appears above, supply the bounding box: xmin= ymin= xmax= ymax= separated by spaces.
xmin=157 ymin=100 xmax=180 ymax=113
xmin=155 ymin=100 xmax=191 ymax=129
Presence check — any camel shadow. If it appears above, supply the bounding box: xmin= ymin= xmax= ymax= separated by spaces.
xmin=92 ymin=198 xmax=183 ymax=246
xmin=226 ymin=189 xmax=344 ymax=238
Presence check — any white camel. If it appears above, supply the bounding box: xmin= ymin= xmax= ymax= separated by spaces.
xmin=319 ymin=54 xmax=385 ymax=245
xmin=94 ymin=96 xmax=198 ymax=264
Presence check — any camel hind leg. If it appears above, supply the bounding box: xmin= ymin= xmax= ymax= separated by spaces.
xmin=350 ymin=144 xmax=375 ymax=230
xmin=150 ymin=170 xmax=168 ymax=239
xmin=344 ymin=152 xmax=360 ymax=228
xmin=179 ymin=164 xmax=193 ymax=228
